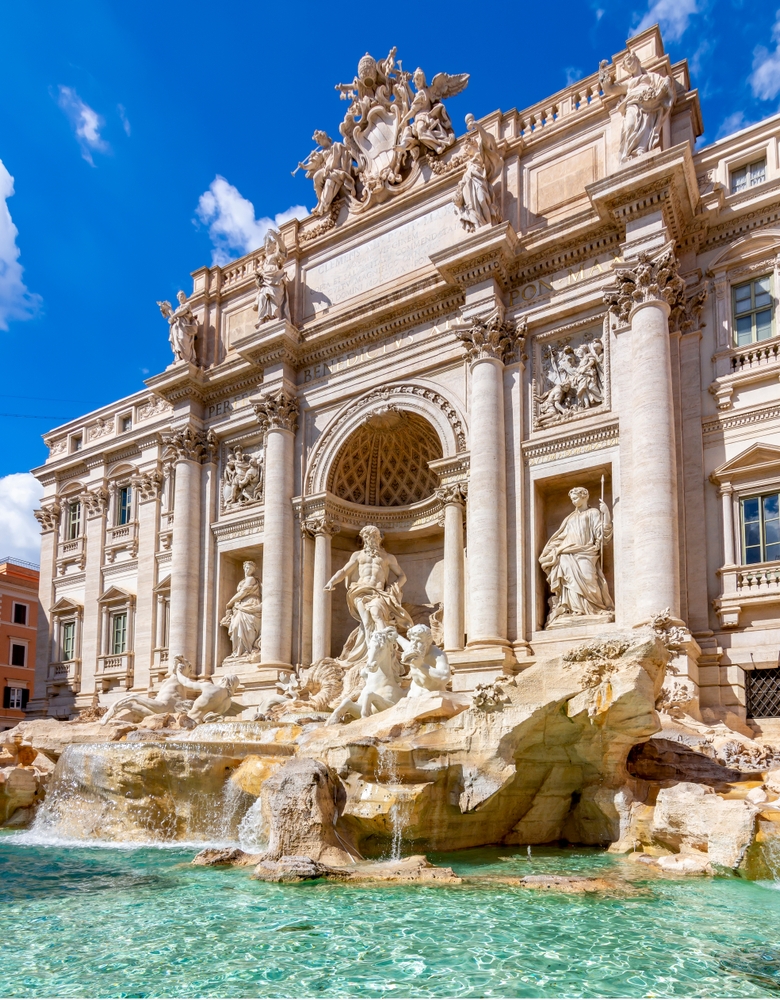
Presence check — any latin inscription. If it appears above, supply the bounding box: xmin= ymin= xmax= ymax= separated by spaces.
xmin=510 ymin=252 xmax=623 ymax=307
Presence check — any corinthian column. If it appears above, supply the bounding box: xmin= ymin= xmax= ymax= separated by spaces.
xmin=457 ymin=315 xmax=523 ymax=649
xmin=435 ymin=484 xmax=467 ymax=651
xmin=254 ymin=390 xmax=298 ymax=668
xmin=306 ymin=515 xmax=340 ymax=663
xmin=605 ymin=246 xmax=682 ymax=619
xmin=164 ymin=426 xmax=213 ymax=670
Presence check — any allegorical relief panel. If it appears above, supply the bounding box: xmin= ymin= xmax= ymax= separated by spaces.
xmin=220 ymin=443 xmax=264 ymax=513
xmin=533 ymin=327 xmax=608 ymax=429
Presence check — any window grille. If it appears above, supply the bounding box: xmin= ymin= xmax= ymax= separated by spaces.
xmin=746 ymin=665 xmax=780 ymax=718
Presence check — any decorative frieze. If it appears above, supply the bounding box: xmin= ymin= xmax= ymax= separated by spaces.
xmin=137 ymin=395 xmax=172 ymax=421
xmin=88 ymin=418 xmax=112 ymax=442
xmin=253 ymin=390 xmax=299 ymax=434
xmin=523 ymin=420 xmax=619 ymax=466
xmin=457 ymin=313 xmax=526 ymax=364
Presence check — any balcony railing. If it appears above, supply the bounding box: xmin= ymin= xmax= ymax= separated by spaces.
xmin=56 ymin=535 xmax=86 ymax=574
xmin=715 ymin=560 xmax=780 ymax=627
xmin=105 ymin=521 xmax=138 ymax=563
xmin=96 ymin=652 xmax=134 ymax=691
xmin=46 ymin=659 xmax=81 ymax=694
xmin=730 ymin=338 xmax=780 ymax=372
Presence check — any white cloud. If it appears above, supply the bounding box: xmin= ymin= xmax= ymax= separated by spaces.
xmin=195 ymin=176 xmax=307 ymax=266
xmin=56 ymin=86 xmax=109 ymax=164
xmin=0 ymin=473 xmax=43 ymax=564
xmin=564 ymin=66 xmax=583 ymax=86
xmin=750 ymin=10 xmax=780 ymax=101
xmin=0 ymin=160 xmax=41 ymax=331
xmin=118 ymin=104 xmax=131 ymax=137
xmin=634 ymin=0 xmax=698 ymax=42
xmin=716 ymin=111 xmax=753 ymax=140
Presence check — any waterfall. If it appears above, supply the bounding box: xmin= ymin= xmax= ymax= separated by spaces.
xmin=14 ymin=742 xmax=261 ymax=850
xmin=376 ymin=743 xmax=407 ymax=861
xmin=237 ymin=798 xmax=268 ymax=852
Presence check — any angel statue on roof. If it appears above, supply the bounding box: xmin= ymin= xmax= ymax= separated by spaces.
xmin=157 ymin=291 xmax=198 ymax=367
xmin=399 ymin=68 xmax=470 ymax=156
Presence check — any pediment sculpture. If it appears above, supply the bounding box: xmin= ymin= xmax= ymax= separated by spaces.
xmin=222 ymin=445 xmax=263 ymax=509
xmin=297 ymin=48 xmax=468 ymax=215
xmin=535 ymin=335 xmax=605 ymax=427
xmin=157 ymin=291 xmax=199 ymax=366
xmin=598 ymin=51 xmax=675 ymax=162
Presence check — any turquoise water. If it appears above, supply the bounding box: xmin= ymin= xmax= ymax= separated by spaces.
xmin=2 ymin=836 xmax=780 ymax=998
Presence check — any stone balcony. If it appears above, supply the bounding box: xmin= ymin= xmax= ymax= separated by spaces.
xmin=710 ymin=335 xmax=780 ymax=410
xmin=46 ymin=659 xmax=81 ymax=696
xmin=104 ymin=521 xmax=138 ymax=563
xmin=56 ymin=536 xmax=86 ymax=575
xmin=96 ymin=653 xmax=134 ymax=691
xmin=714 ymin=560 xmax=780 ymax=627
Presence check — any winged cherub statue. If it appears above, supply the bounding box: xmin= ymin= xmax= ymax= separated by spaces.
xmin=400 ymin=67 xmax=470 ymax=156
xmin=157 ymin=291 xmax=198 ymax=366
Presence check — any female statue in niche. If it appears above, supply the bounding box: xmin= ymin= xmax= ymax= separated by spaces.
xmin=221 ymin=560 xmax=262 ymax=659
xmin=539 ymin=487 xmax=614 ymax=628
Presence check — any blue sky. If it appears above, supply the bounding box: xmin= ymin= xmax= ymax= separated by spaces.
xmin=2 ymin=0 xmax=780 ymax=560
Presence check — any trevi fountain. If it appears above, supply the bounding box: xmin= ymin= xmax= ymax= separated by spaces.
xmin=5 ymin=26 xmax=780 ymax=999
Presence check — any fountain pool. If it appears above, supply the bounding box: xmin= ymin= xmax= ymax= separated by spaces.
xmin=2 ymin=836 xmax=780 ymax=998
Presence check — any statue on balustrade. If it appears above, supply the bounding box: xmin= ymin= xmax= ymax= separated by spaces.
xmin=539 ymin=487 xmax=614 ymax=628
xmin=157 ymin=291 xmax=198 ymax=366
xmin=325 ymin=524 xmax=414 ymax=665
xmin=598 ymin=51 xmax=675 ymax=162
xmin=294 ymin=130 xmax=355 ymax=217
xmin=220 ymin=560 xmax=262 ymax=661
xmin=454 ymin=114 xmax=503 ymax=232
xmin=254 ymin=230 xmax=288 ymax=324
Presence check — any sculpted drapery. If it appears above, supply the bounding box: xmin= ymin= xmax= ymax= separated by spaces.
xmin=221 ymin=560 xmax=262 ymax=658
xmin=539 ymin=488 xmax=614 ymax=628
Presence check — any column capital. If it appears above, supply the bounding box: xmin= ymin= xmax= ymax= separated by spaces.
xmin=457 ymin=313 xmax=526 ymax=365
xmin=162 ymin=425 xmax=216 ymax=464
xmin=435 ymin=482 xmax=468 ymax=507
xmin=254 ymin=389 xmax=299 ymax=433
xmin=302 ymin=513 xmax=340 ymax=538
xmin=34 ymin=501 xmax=61 ymax=532
xmin=79 ymin=486 xmax=110 ymax=517
xmin=605 ymin=244 xmax=681 ymax=324
xmin=131 ymin=470 xmax=164 ymax=503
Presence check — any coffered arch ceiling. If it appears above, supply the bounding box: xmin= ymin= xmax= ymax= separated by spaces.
xmin=328 ymin=408 xmax=443 ymax=507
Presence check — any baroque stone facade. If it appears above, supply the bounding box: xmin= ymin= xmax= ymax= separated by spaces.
xmin=28 ymin=27 xmax=780 ymax=733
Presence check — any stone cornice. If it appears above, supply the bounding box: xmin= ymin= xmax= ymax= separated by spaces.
xmin=702 ymin=401 xmax=780 ymax=437
xmin=522 ymin=419 xmax=619 ymax=466
xmin=211 ymin=511 xmax=265 ymax=542
xmin=430 ymin=222 xmax=521 ymax=290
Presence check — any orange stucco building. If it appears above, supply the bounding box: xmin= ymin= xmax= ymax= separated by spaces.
xmin=0 ymin=557 xmax=39 ymax=730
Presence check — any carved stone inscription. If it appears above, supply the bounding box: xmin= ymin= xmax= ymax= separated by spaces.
xmin=303 ymin=203 xmax=461 ymax=317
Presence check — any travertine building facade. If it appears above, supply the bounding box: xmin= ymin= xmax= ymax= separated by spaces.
xmin=30 ymin=27 xmax=780 ymax=731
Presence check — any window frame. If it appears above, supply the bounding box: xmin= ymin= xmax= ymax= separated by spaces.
xmin=66 ymin=500 xmax=82 ymax=540
xmin=9 ymin=642 xmax=27 ymax=668
xmin=732 ymin=273 xmax=774 ymax=346
xmin=6 ymin=687 xmax=24 ymax=710
xmin=116 ymin=485 xmax=133 ymax=526
xmin=12 ymin=602 xmax=28 ymax=626
xmin=61 ymin=620 xmax=76 ymax=662
xmin=730 ymin=158 xmax=767 ymax=195
xmin=111 ymin=611 xmax=128 ymax=655
xmin=741 ymin=491 xmax=780 ymax=565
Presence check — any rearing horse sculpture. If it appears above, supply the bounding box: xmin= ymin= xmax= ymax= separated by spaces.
xmin=327 ymin=627 xmax=405 ymax=724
